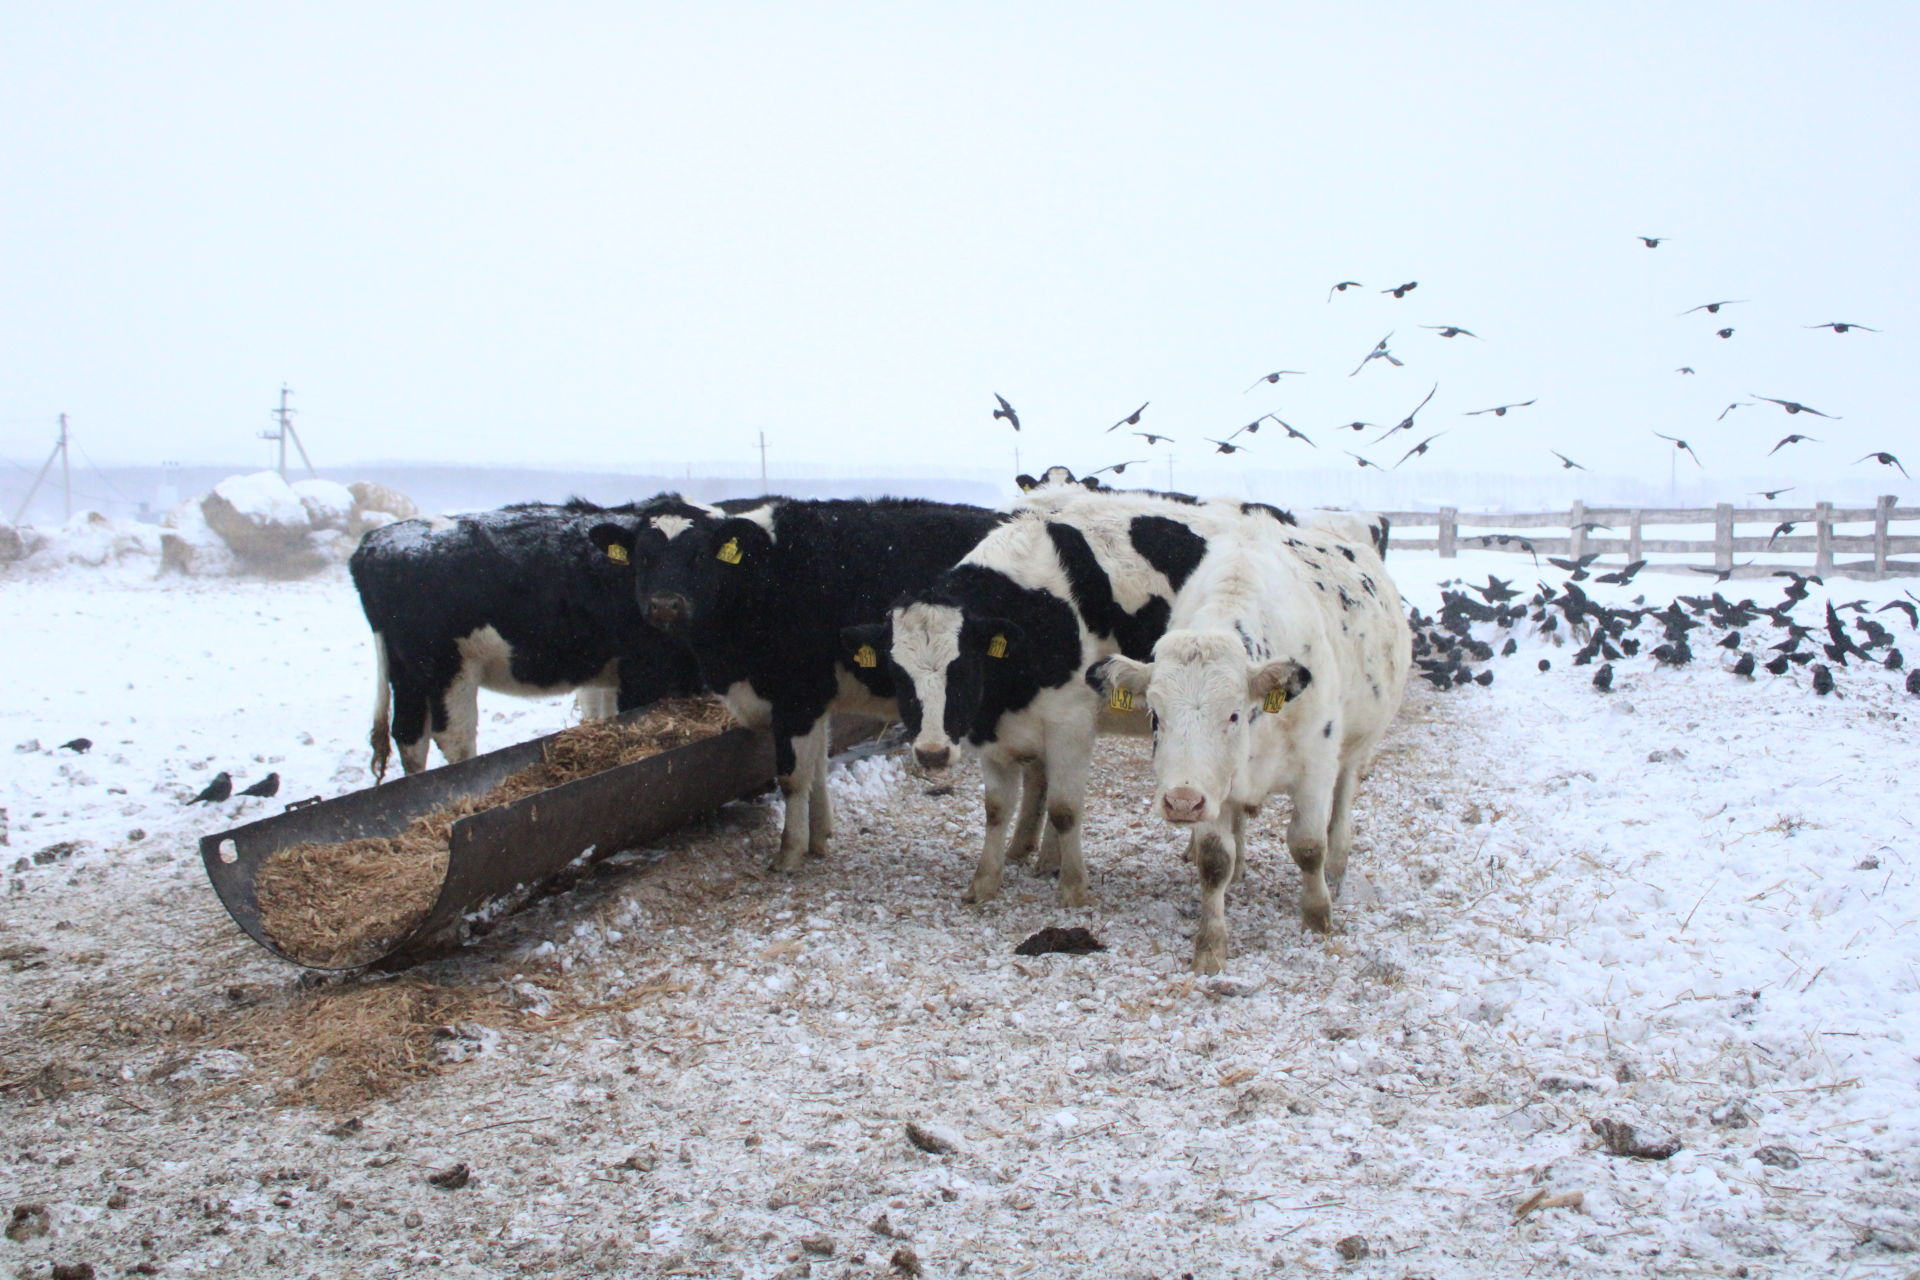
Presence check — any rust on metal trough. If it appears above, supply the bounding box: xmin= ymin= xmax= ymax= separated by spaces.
xmin=201 ymin=711 xmax=886 ymax=970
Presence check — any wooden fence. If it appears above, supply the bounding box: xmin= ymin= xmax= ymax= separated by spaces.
xmin=1382 ymin=495 xmax=1919 ymax=578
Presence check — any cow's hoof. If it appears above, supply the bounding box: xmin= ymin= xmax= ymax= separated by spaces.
xmin=1056 ymin=883 xmax=1089 ymax=910
xmin=1300 ymin=903 xmax=1332 ymax=934
xmin=963 ymin=875 xmax=1002 ymax=905
xmin=771 ymin=846 xmax=807 ymax=873
xmin=1192 ymin=948 xmax=1226 ymax=976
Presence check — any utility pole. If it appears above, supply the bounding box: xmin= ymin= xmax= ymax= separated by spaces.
xmin=756 ymin=431 xmax=769 ymax=493
xmin=11 ymin=413 xmax=72 ymax=525
xmin=259 ymin=385 xmax=316 ymax=479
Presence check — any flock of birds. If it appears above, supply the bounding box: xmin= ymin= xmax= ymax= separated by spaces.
xmin=990 ymin=236 xmax=1904 ymax=491
xmin=1409 ymin=558 xmax=1920 ymax=701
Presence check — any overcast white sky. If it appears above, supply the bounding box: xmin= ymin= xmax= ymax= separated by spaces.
xmin=1 ymin=2 xmax=1914 ymax=505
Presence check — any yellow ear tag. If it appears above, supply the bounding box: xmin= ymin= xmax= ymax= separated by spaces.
xmin=986 ymin=634 xmax=1008 ymax=659
xmin=605 ymin=543 xmax=629 ymax=565
xmin=1263 ymin=688 xmax=1288 ymax=714
xmin=1109 ymin=686 xmax=1137 ymax=712
xmin=716 ymin=538 xmax=742 ymax=565
xmin=853 ymin=644 xmax=878 ymax=669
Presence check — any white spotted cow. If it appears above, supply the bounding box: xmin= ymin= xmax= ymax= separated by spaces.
xmin=1087 ymin=511 xmax=1411 ymax=972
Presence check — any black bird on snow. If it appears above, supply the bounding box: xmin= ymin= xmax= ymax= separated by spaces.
xmin=1595 ymin=560 xmax=1647 ymax=586
xmin=1349 ymin=333 xmax=1404 ymax=377
xmin=1681 ymin=300 xmax=1746 ymax=315
xmin=1752 ymin=486 xmax=1795 ymax=500
xmin=1887 ymin=648 xmax=1905 ymax=671
xmin=1106 ymin=402 xmax=1149 ymax=432
xmin=1464 ymin=399 xmax=1535 ymax=417
xmin=1133 ymin=431 xmax=1176 ymax=446
xmin=1718 ymin=629 xmax=1743 ymax=650
xmin=1806 ymin=321 xmax=1879 ymax=333
xmin=1907 ymin=669 xmax=1920 ymax=697
xmin=1717 ymin=401 xmax=1755 ymax=421
xmin=1592 ymin=662 xmax=1615 ymax=692
xmin=187 ymin=771 xmax=233 ymax=805
xmin=1857 ymin=451 xmax=1911 ymax=478
xmin=992 ymin=393 xmax=1020 ymax=431
xmin=59 ymin=737 xmax=91 ymax=753
xmin=1244 ymin=372 xmax=1304 ymax=392
xmin=1345 ymin=451 xmax=1385 ymax=471
xmin=1327 ymin=280 xmax=1363 ymax=300
xmin=1550 ymin=450 xmax=1586 ymax=471
xmin=1753 ymin=395 xmax=1839 ymax=419
xmin=1716 ymin=327 xmax=1736 ymax=339
xmin=1812 ymin=664 xmax=1836 ymax=696
xmin=238 ymin=771 xmax=281 ymax=798
xmin=1768 ymin=434 xmax=1819 ymax=456
xmin=1394 ymin=432 xmax=1445 ymax=467
xmin=1090 ymin=460 xmax=1148 ymax=478
xmin=1422 ymin=325 xmax=1482 ymax=339
xmin=1382 ymin=281 xmax=1418 ymax=298
xmin=1732 ymin=652 xmax=1756 ymax=678
xmin=1638 ymin=236 xmax=1668 ymax=248
xmin=1654 ymin=431 xmax=1703 ymax=466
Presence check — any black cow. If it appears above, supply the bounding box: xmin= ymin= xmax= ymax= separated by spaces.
xmin=350 ymin=497 xmax=702 ymax=781
xmin=616 ymin=497 xmax=1006 ymax=871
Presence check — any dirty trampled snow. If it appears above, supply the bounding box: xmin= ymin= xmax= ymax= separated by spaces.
xmin=1 ymin=550 xmax=1918 ymax=1279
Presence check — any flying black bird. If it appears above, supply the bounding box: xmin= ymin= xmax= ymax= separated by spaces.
xmin=1592 ymin=662 xmax=1615 ymax=691
xmin=1106 ymin=402 xmax=1149 ymax=432
xmin=1857 ymin=451 xmax=1911 ymax=478
xmin=1244 ymin=372 xmax=1304 ymax=392
xmin=1681 ymin=300 xmax=1746 ymax=315
xmin=1327 ymin=280 xmax=1363 ymax=301
xmin=1638 ymin=236 xmax=1668 ymax=247
xmin=1133 ymin=431 xmax=1176 ymax=446
xmin=1374 ymin=383 xmax=1439 ymax=443
xmin=1654 ymin=432 xmax=1702 ymax=466
xmin=1767 ymin=521 xmax=1797 ymax=546
xmin=1752 ymin=487 xmax=1795 ymax=500
xmin=1717 ymin=401 xmax=1754 ymax=421
xmin=1768 ymin=434 xmax=1818 ymax=456
xmin=1753 ymin=396 xmax=1839 ymax=418
xmin=1549 ymin=553 xmax=1601 ymax=580
xmin=1570 ymin=521 xmax=1614 ymax=534
xmin=238 ymin=771 xmax=281 ymax=798
xmin=1464 ymin=399 xmax=1535 ymax=417
xmin=1878 ymin=599 xmax=1920 ymax=629
xmin=1806 ymin=322 xmax=1879 ymax=333
xmin=1206 ymin=438 xmax=1249 ymax=455
xmin=1395 ymin=432 xmax=1445 ymax=467
xmin=1336 ymin=421 xmax=1375 ymax=433
xmin=1090 ymin=460 xmax=1148 ymax=477
xmin=1382 ymin=281 xmax=1418 ymax=298
xmin=1688 ymin=564 xmax=1749 ymax=583
xmin=1716 ymin=327 xmax=1735 ymax=339
xmin=1550 ymin=450 xmax=1586 ymax=471
xmin=1675 ymin=366 xmax=1696 ymax=374
xmin=1773 ymin=570 xmax=1822 ymax=602
xmin=1345 ymin=451 xmax=1384 ymax=470
xmin=1475 ymin=575 xmax=1522 ymax=603
xmin=1266 ymin=416 xmax=1317 ymax=447
xmin=1422 ymin=325 xmax=1481 ymax=339
xmin=992 ymin=394 xmax=1020 ymax=431
xmin=1224 ymin=418 xmax=1265 ymax=442
xmin=1595 ymin=560 xmax=1647 ymax=585
xmin=59 ymin=737 xmax=91 ymax=753
xmin=187 ymin=771 xmax=233 ymax=805
xmin=1349 ymin=333 xmax=1404 ymax=377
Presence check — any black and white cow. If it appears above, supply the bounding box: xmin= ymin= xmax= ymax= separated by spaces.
xmin=846 ymin=487 xmax=1277 ymax=908
xmin=350 ymin=498 xmax=703 ymax=781
xmin=1087 ymin=512 xmax=1411 ymax=972
xmin=625 ymin=497 xmax=1008 ymax=871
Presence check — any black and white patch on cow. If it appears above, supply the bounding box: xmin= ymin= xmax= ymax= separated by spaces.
xmin=636 ymin=496 xmax=1007 ymax=871
xmin=1087 ymin=511 xmax=1410 ymax=973
xmin=352 ymin=497 xmax=707 ymax=781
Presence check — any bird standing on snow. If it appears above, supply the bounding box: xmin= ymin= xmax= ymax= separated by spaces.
xmin=238 ymin=771 xmax=281 ymax=798
xmin=60 ymin=737 xmax=92 ymax=753
xmin=187 ymin=771 xmax=233 ymax=804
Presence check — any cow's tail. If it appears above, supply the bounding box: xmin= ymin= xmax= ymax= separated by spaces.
xmin=368 ymin=630 xmax=393 ymax=784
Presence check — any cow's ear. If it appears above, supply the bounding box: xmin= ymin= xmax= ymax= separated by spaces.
xmin=840 ymin=622 xmax=890 ymax=672
xmin=1015 ymin=473 xmax=1039 ymax=492
xmin=589 ymin=522 xmax=636 ymax=566
xmin=1086 ymin=654 xmax=1152 ymax=697
xmin=1248 ymin=659 xmax=1311 ymax=710
xmin=710 ymin=517 xmax=773 ymax=567
xmin=965 ymin=616 xmax=1025 ymax=660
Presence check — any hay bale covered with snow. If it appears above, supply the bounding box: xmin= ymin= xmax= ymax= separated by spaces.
xmin=0 ymin=522 xmax=33 ymax=565
xmin=158 ymin=497 xmax=239 ymax=578
xmin=201 ymin=471 xmax=327 ymax=575
xmin=348 ymin=481 xmax=418 ymax=539
xmin=292 ymin=478 xmax=355 ymax=532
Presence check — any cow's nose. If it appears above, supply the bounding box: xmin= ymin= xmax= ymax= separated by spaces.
xmin=914 ymin=744 xmax=953 ymax=771
xmin=1162 ymin=787 xmax=1206 ymax=823
xmin=646 ymin=593 xmax=691 ymax=632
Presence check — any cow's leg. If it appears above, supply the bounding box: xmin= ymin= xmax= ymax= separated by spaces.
xmin=1193 ymin=820 xmax=1237 ymax=974
xmin=1044 ymin=731 xmax=1094 ymax=908
xmin=806 ymin=734 xmax=834 ymax=857
xmin=771 ymin=714 xmax=829 ymax=872
xmin=1286 ymin=762 xmax=1338 ymax=933
xmin=1326 ymin=760 xmax=1362 ymax=897
xmin=389 ymin=669 xmax=436 ymax=776
xmin=964 ymin=752 xmax=1022 ymax=904
xmin=1006 ymin=759 xmax=1047 ymax=867
xmin=431 ymin=662 xmax=483 ymax=766
xmin=1232 ymin=804 xmax=1257 ymax=886
xmin=574 ymin=686 xmax=618 ymax=722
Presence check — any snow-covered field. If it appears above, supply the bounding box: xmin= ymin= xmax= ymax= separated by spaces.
xmin=3 ymin=551 xmax=1918 ymax=1279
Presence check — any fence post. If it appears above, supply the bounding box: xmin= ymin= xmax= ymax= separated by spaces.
xmin=1815 ymin=501 xmax=1834 ymax=576
xmin=1714 ymin=503 xmax=1734 ymax=572
xmin=1569 ymin=499 xmax=1586 ymax=559
xmin=1874 ymin=494 xmax=1894 ymax=576
xmin=1437 ymin=507 xmax=1457 ymax=559
xmin=1628 ymin=510 xmax=1643 ymax=562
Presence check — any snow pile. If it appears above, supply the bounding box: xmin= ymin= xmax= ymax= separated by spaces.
xmin=291 ymin=478 xmax=355 ymax=531
xmin=200 ymin=471 xmax=322 ymax=570
xmin=1 ymin=510 xmax=160 ymax=571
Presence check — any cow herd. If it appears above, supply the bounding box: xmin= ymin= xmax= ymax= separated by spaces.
xmin=347 ymin=477 xmax=1412 ymax=972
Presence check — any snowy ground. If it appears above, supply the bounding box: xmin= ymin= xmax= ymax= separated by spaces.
xmin=3 ymin=551 xmax=1918 ymax=1279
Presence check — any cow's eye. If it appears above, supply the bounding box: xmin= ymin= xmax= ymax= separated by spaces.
xmin=1229 ymin=711 xmax=1240 ymax=724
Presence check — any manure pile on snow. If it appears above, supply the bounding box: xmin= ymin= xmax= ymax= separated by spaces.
xmin=254 ymin=697 xmax=736 ymax=967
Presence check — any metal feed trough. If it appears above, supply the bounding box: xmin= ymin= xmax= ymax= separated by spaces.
xmin=202 ymin=710 xmax=887 ymax=970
